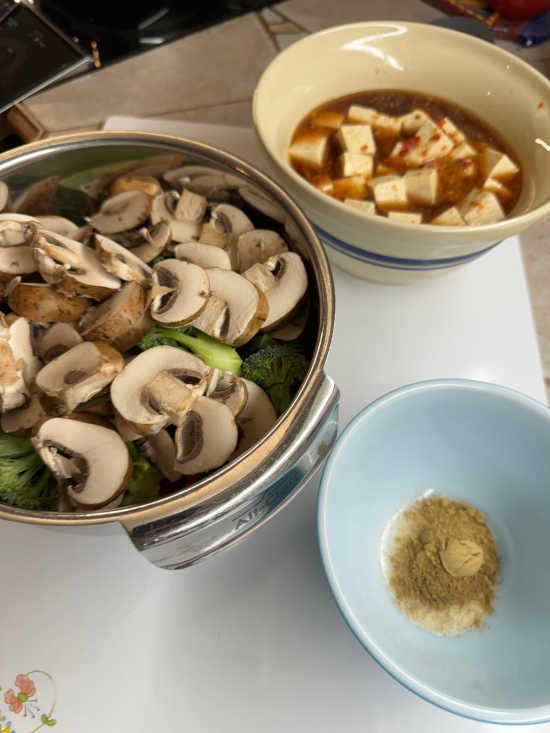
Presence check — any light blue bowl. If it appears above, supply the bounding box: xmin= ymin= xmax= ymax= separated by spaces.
xmin=318 ymin=379 xmax=550 ymax=725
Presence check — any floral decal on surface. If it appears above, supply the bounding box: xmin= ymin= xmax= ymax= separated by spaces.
xmin=0 ymin=671 xmax=56 ymax=732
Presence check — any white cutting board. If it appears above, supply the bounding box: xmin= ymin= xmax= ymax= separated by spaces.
xmin=0 ymin=118 xmax=546 ymax=733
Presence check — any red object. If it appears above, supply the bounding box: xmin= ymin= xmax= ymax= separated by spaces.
xmin=488 ymin=0 xmax=550 ymax=20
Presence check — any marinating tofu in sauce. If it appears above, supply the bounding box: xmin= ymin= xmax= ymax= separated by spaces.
xmin=289 ymin=90 xmax=522 ymax=226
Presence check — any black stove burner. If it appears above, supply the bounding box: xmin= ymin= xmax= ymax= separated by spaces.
xmin=35 ymin=0 xmax=276 ymax=66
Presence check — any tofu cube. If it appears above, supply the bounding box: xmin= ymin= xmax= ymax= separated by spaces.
xmin=430 ymin=207 xmax=465 ymax=226
xmin=289 ymin=134 xmax=329 ymax=170
xmin=368 ymin=175 xmax=408 ymax=209
xmin=391 ymin=119 xmax=453 ymax=166
xmin=483 ymin=148 xmax=519 ymax=179
xmin=344 ymin=199 xmax=377 ymax=215
xmin=438 ymin=118 xmax=465 ymax=144
xmin=347 ymin=105 xmax=401 ymax=134
xmin=339 ymin=153 xmax=373 ymax=179
xmin=332 ymin=176 xmax=369 ymax=200
xmin=403 ymin=169 xmax=438 ymax=204
xmin=482 ymin=177 xmax=513 ymax=200
xmin=336 ymin=124 xmax=376 ymax=156
xmin=399 ymin=110 xmax=428 ymax=135
xmin=387 ymin=211 xmax=422 ymax=224
xmin=311 ymin=110 xmax=345 ymax=129
xmin=460 ymin=190 xmax=505 ymax=225
xmin=449 ymin=142 xmax=477 ymax=160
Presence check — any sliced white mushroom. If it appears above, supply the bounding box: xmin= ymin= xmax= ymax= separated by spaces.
xmin=36 ymin=341 xmax=124 ymax=416
xmin=0 ymin=312 xmax=10 ymax=338
xmin=33 ymin=230 xmax=121 ymax=299
xmin=0 ymin=339 xmax=29 ymax=412
xmin=174 ymin=396 xmax=238 ymax=474
xmin=94 ymin=234 xmax=153 ymax=287
xmin=118 ymin=221 xmax=172 ymax=263
xmin=0 ymin=220 xmax=39 ymax=281
xmin=209 ymin=372 xmax=248 ymax=417
xmin=69 ymin=224 xmax=93 ymax=245
xmin=174 ymin=241 xmax=231 ymax=270
xmin=187 ymin=173 xmax=243 ymax=196
xmin=90 ymin=190 xmax=152 ymax=234
xmin=269 ymin=299 xmax=309 ymax=340
xmin=144 ymin=429 xmax=180 ymax=482
xmin=82 ymin=154 xmax=184 ymax=200
xmin=199 ymin=215 xmax=228 ymax=248
xmin=0 ymin=181 xmax=9 ymax=212
xmin=40 ymin=323 xmax=83 ymax=363
xmin=107 ymin=175 xmax=162 ymax=199
xmin=0 ymin=213 xmax=42 ymax=225
xmin=151 ymin=259 xmax=209 ymax=327
xmin=228 ymin=379 xmax=277 ymax=462
xmin=243 ymin=252 xmax=308 ymax=332
xmin=110 ymin=346 xmax=220 ymax=436
xmin=192 ymin=268 xmax=268 ymax=347
xmin=0 ymin=276 xmax=21 ymax=301
xmin=14 ymin=176 xmax=59 ymax=216
xmin=36 ymin=216 xmax=79 ymax=237
xmin=1 ymin=393 xmax=46 ymax=436
xmin=8 ymin=317 xmax=42 ymax=386
xmin=32 ymin=418 xmax=132 ymax=509
xmin=150 ymin=192 xmax=201 ymax=243
xmin=8 ymin=282 xmax=93 ymax=322
xmin=174 ymin=189 xmax=207 ymax=224
xmin=237 ymin=230 xmax=288 ymax=273
xmin=212 ymin=204 xmax=254 ymax=271
xmin=238 ymin=186 xmax=286 ymax=223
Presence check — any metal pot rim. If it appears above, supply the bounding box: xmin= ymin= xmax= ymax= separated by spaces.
xmin=0 ymin=130 xmax=335 ymax=528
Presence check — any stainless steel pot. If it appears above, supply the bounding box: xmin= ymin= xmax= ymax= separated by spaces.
xmin=0 ymin=131 xmax=339 ymax=569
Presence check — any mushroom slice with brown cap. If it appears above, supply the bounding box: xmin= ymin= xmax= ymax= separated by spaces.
xmin=107 ymin=175 xmax=162 ymax=199
xmin=40 ymin=323 xmax=83 ymax=363
xmin=213 ymin=204 xmax=254 ymax=271
xmin=237 ymin=230 xmax=288 ymax=274
xmin=243 ymin=252 xmax=308 ymax=332
xmin=8 ymin=317 xmax=42 ymax=386
xmin=90 ymin=190 xmax=152 ymax=234
xmin=192 ymin=268 xmax=268 ymax=347
xmin=110 ymin=346 xmax=220 ymax=436
xmin=33 ymin=230 xmax=121 ymax=299
xmin=32 ymin=418 xmax=132 ymax=510
xmin=119 ymin=221 xmax=172 ymax=263
xmin=209 ymin=372 xmax=248 ymax=417
xmin=36 ymin=216 xmax=79 ymax=237
xmin=175 ymin=241 xmax=231 ymax=270
xmin=228 ymin=379 xmax=277 ymax=463
xmin=174 ymin=396 xmax=238 ymax=475
xmin=151 ymin=259 xmax=209 ymax=327
xmin=269 ymin=299 xmax=310 ymax=341
xmin=0 ymin=338 xmax=29 ymax=412
xmin=9 ymin=282 xmax=93 ymax=322
xmin=150 ymin=192 xmax=201 ymax=243
xmin=14 ymin=176 xmax=59 ymax=216
xmin=79 ymin=281 xmax=154 ymax=352
xmin=36 ymin=341 xmax=124 ymax=416
xmin=94 ymin=234 xmax=153 ymax=287
xmin=1 ymin=393 xmax=46 ymax=436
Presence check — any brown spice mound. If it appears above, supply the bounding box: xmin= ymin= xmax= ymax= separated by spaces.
xmin=387 ymin=496 xmax=500 ymax=635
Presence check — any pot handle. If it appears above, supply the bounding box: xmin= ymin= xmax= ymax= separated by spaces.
xmin=123 ymin=372 xmax=339 ymax=570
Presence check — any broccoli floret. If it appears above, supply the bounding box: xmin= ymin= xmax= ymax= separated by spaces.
xmin=0 ymin=435 xmax=58 ymax=511
xmin=149 ymin=255 xmax=166 ymax=267
xmin=241 ymin=344 xmax=309 ymax=416
xmin=138 ymin=325 xmax=242 ymax=376
xmin=237 ymin=332 xmax=304 ymax=360
xmin=121 ymin=442 xmax=163 ymax=507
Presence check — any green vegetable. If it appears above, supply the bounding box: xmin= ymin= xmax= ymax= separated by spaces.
xmin=0 ymin=435 xmax=58 ymax=511
xmin=237 ymin=332 xmax=304 ymax=360
xmin=121 ymin=442 xmax=163 ymax=506
xmin=149 ymin=255 xmax=166 ymax=267
xmin=241 ymin=344 xmax=310 ymax=416
xmin=138 ymin=325 xmax=242 ymax=376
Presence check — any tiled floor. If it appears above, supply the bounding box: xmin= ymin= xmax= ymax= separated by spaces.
xmin=7 ymin=0 xmax=550 ymax=398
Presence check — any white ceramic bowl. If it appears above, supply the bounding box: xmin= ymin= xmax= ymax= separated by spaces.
xmin=254 ymin=22 xmax=550 ymax=284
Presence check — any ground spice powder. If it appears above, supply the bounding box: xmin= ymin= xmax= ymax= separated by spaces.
xmin=387 ymin=496 xmax=500 ymax=636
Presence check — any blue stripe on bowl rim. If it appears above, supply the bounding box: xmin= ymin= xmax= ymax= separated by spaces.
xmin=315 ymin=225 xmax=501 ymax=271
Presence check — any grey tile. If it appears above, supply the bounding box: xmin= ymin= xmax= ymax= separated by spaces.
xmin=151 ymin=100 xmax=253 ymax=127
xmin=274 ymin=0 xmax=444 ymax=32
xmin=19 ymin=13 xmax=276 ymax=133
xmin=275 ymin=31 xmax=309 ymax=50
